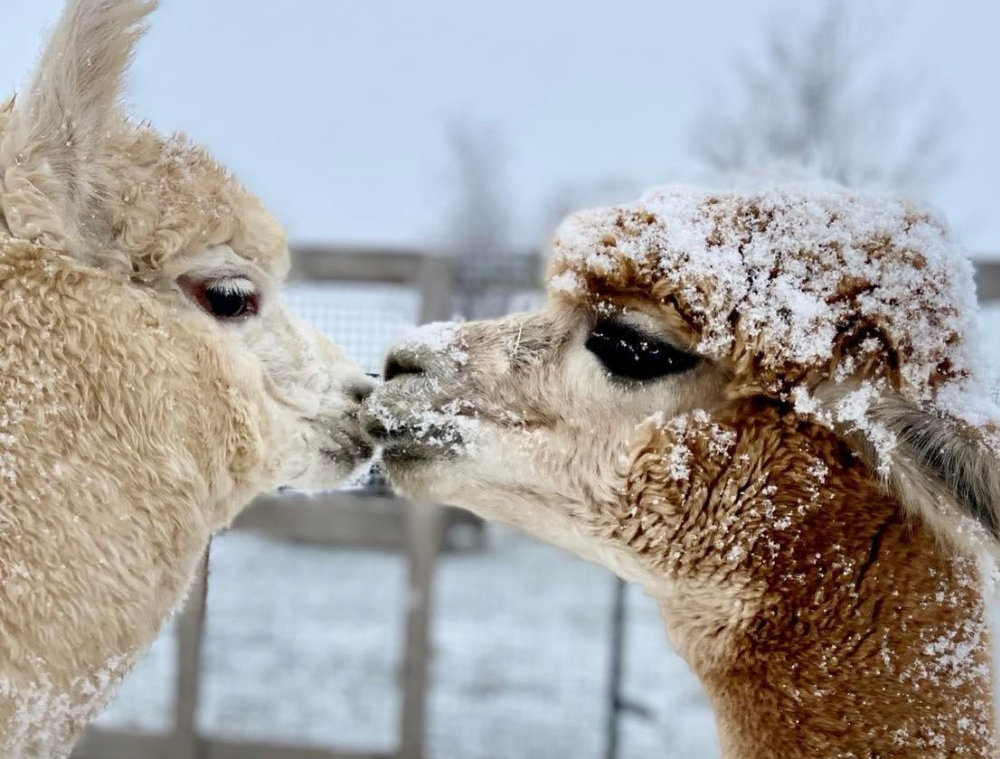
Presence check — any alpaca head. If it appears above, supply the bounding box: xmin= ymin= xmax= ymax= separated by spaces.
xmin=364 ymin=183 xmax=1000 ymax=580
xmin=0 ymin=0 xmax=372 ymax=492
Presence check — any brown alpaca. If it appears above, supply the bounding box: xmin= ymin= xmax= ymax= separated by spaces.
xmin=0 ymin=1 xmax=371 ymax=756
xmin=364 ymin=184 xmax=1000 ymax=757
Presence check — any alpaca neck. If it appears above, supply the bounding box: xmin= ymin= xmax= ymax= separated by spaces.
xmin=659 ymin=512 xmax=997 ymax=759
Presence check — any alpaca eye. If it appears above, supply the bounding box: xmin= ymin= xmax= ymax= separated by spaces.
xmin=179 ymin=276 xmax=260 ymax=320
xmin=586 ymin=320 xmax=698 ymax=381
xmin=202 ymin=285 xmax=258 ymax=319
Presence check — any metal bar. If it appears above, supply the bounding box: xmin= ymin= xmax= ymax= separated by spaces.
xmin=72 ymin=728 xmax=393 ymax=759
xmin=289 ymin=246 xmax=434 ymax=285
xmin=71 ymin=729 xmax=171 ymax=759
xmin=395 ymin=254 xmax=454 ymax=759
xmin=205 ymin=738 xmax=392 ymax=759
xmin=235 ymin=492 xmax=410 ymax=549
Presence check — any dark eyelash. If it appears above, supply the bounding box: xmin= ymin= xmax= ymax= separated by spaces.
xmin=202 ymin=284 xmax=259 ymax=319
xmin=585 ymin=320 xmax=699 ymax=381
xmin=178 ymin=275 xmax=260 ymax=320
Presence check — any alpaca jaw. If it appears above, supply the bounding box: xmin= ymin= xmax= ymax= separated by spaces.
xmin=234 ymin=300 xmax=374 ymax=491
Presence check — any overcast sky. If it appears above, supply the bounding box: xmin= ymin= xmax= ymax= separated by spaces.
xmin=4 ymin=1 xmax=1000 ymax=255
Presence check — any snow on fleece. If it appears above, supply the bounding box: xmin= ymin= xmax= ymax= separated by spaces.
xmin=548 ymin=181 xmax=1000 ymax=464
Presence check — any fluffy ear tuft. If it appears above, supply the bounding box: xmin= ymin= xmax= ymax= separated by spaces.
xmin=0 ymin=0 xmax=157 ymax=257
xmin=819 ymin=384 xmax=1000 ymax=554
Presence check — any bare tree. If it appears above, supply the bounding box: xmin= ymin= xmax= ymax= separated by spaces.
xmin=694 ymin=0 xmax=951 ymax=193
xmin=445 ymin=120 xmax=510 ymax=259
xmin=441 ymin=118 xmax=513 ymax=318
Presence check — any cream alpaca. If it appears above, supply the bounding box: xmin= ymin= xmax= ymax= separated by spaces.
xmin=0 ymin=1 xmax=372 ymax=756
xmin=365 ymin=183 xmax=1000 ymax=758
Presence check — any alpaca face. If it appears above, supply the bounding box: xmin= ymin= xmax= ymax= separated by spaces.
xmin=0 ymin=2 xmax=373 ymax=494
xmin=362 ymin=304 xmax=726 ymax=573
xmin=119 ymin=144 xmax=376 ymax=491
xmin=157 ymin=239 xmax=374 ymax=491
xmin=367 ymin=182 xmax=1000 ymax=592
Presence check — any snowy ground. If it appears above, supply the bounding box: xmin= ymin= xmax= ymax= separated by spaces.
xmin=96 ymin=527 xmax=717 ymax=759
xmin=90 ymin=300 xmax=1000 ymax=758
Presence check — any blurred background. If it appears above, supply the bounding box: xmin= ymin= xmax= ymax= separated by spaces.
xmin=6 ymin=1 xmax=1000 ymax=758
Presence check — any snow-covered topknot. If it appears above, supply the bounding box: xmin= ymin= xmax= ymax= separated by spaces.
xmin=549 ymin=182 xmax=997 ymax=448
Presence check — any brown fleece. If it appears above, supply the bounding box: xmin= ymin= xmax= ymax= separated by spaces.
xmin=618 ymin=401 xmax=995 ymax=758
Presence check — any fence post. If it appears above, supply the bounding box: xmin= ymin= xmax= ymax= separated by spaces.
xmin=604 ymin=577 xmax=628 ymax=759
xmin=396 ymin=255 xmax=454 ymax=759
xmin=415 ymin=254 xmax=453 ymax=324
xmin=173 ymin=548 xmax=209 ymax=759
xmin=399 ymin=504 xmax=441 ymax=759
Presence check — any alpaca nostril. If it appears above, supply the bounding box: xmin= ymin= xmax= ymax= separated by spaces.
xmin=384 ymin=352 xmax=425 ymax=383
xmin=349 ymin=379 xmax=375 ymax=405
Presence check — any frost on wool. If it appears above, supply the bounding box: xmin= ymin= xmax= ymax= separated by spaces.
xmin=548 ymin=181 xmax=1000 ymax=465
xmin=400 ymin=322 xmax=469 ymax=366
xmin=0 ymin=654 xmax=133 ymax=759
xmin=650 ymin=409 xmax=737 ymax=483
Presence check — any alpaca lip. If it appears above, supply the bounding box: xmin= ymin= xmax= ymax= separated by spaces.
xmin=380 ymin=442 xmax=438 ymax=464
xmin=361 ymin=417 xmax=460 ymax=460
xmin=359 ymin=396 xmax=465 ymax=462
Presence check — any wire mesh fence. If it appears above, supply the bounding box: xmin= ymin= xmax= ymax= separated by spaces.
xmin=283 ymin=283 xmax=420 ymax=375
xmin=91 ymin=528 xmax=713 ymax=759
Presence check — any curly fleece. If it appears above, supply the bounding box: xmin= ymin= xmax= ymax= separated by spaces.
xmin=0 ymin=2 xmax=296 ymax=755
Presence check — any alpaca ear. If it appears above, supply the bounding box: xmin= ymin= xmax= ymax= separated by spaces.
xmin=823 ymin=386 xmax=1000 ymax=552
xmin=0 ymin=0 xmax=156 ymax=259
xmin=880 ymin=400 xmax=1000 ymax=548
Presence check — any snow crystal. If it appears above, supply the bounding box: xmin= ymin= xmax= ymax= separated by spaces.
xmin=548 ymin=271 xmax=582 ymax=294
xmin=707 ymin=427 xmax=737 ymax=458
xmin=0 ymin=431 xmax=15 ymax=485
xmin=651 ymin=409 xmax=737 ymax=483
xmin=0 ymin=653 xmax=133 ymax=758
xmin=790 ymin=386 xmax=821 ymax=417
xmin=805 ymin=460 xmax=829 ymax=482
xmin=366 ymin=395 xmax=481 ymax=457
xmin=831 ymin=382 xmax=898 ymax=476
xmin=664 ymin=443 xmax=692 ymax=482
xmin=549 ymin=181 xmax=999 ymax=461
xmin=401 ymin=322 xmax=469 ymax=366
